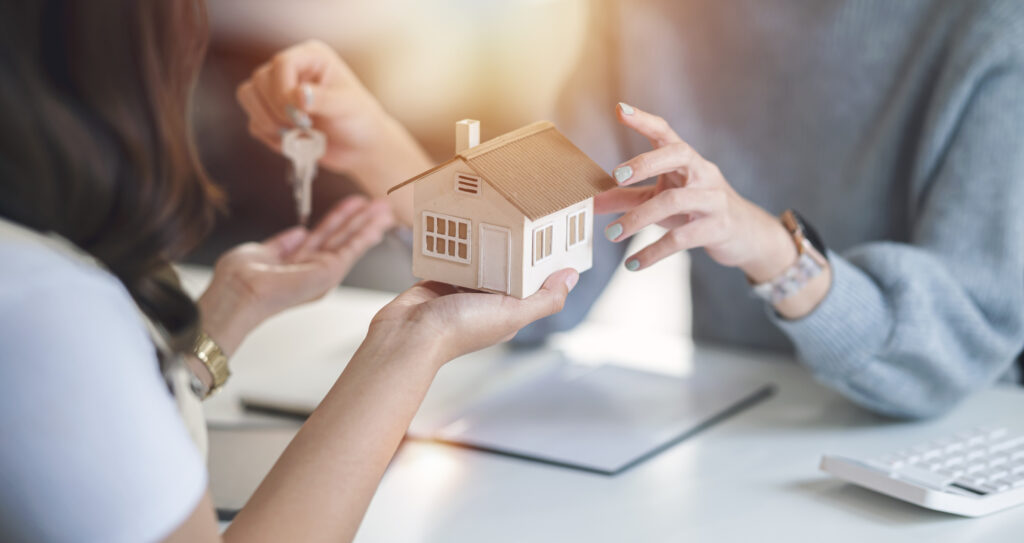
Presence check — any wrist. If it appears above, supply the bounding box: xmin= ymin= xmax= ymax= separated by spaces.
xmin=197 ymin=274 xmax=263 ymax=357
xmin=348 ymin=115 xmax=433 ymax=196
xmin=359 ymin=323 xmax=448 ymax=372
xmin=184 ymin=354 xmax=214 ymax=392
xmin=740 ymin=209 xmax=798 ymax=283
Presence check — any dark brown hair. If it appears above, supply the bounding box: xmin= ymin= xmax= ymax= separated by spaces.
xmin=0 ymin=1 xmax=222 ymax=349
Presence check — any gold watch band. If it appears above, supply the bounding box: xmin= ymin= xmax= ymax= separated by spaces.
xmin=192 ymin=331 xmax=230 ymax=395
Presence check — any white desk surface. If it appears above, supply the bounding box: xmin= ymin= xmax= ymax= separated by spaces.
xmin=176 ymin=266 xmax=1024 ymax=542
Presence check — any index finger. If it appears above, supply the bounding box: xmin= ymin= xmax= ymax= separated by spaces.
xmin=265 ymin=41 xmax=335 ymax=117
xmin=594 ymin=185 xmax=656 ymax=214
xmin=272 ymin=40 xmax=360 ymax=113
xmin=616 ymin=102 xmax=683 ymax=148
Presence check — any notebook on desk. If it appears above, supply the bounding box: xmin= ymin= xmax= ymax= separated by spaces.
xmin=405 ymin=362 xmax=773 ymax=475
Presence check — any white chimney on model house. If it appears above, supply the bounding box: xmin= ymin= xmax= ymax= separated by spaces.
xmin=455 ymin=119 xmax=480 ymax=153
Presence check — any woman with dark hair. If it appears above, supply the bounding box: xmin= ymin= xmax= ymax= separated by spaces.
xmin=0 ymin=2 xmax=578 ymax=541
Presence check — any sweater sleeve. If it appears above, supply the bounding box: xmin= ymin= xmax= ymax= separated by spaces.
xmin=770 ymin=40 xmax=1024 ymax=419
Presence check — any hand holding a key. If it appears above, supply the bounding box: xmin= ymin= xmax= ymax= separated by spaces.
xmin=197 ymin=196 xmax=393 ymax=356
xmin=238 ymin=40 xmax=430 ymax=225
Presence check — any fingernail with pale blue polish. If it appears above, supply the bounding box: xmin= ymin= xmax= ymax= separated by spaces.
xmin=278 ymin=127 xmax=289 ymax=137
xmin=605 ymin=223 xmax=623 ymax=241
xmin=613 ymin=165 xmax=633 ymax=184
xmin=625 ymin=259 xmax=640 ymax=271
xmin=286 ymin=104 xmax=312 ymax=129
xmin=618 ymin=102 xmax=635 ymax=115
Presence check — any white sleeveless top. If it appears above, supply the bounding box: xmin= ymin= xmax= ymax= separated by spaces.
xmin=0 ymin=217 xmax=208 ymax=542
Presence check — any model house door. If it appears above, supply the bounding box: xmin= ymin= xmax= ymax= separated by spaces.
xmin=478 ymin=223 xmax=511 ymax=294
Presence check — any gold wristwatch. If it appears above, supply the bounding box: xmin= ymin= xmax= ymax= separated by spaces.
xmin=191 ymin=331 xmax=230 ymax=398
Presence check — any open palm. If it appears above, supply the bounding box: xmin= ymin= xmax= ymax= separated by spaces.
xmin=199 ymin=196 xmax=394 ymax=354
xmin=372 ymin=269 xmax=579 ymax=362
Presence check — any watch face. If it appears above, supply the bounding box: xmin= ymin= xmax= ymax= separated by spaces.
xmin=792 ymin=211 xmax=828 ymax=256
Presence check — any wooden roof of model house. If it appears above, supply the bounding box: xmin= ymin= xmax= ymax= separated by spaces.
xmin=387 ymin=121 xmax=615 ymax=220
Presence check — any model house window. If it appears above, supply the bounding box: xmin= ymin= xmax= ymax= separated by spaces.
xmin=423 ymin=212 xmax=471 ymax=263
xmin=533 ymin=224 xmax=553 ymax=265
xmin=566 ymin=210 xmax=586 ymax=249
xmin=454 ymin=173 xmax=480 ymax=195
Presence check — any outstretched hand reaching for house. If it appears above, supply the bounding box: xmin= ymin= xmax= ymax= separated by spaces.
xmin=596 ymin=103 xmax=797 ymax=282
xmin=238 ymin=40 xmax=429 ymax=225
xmin=595 ymin=103 xmax=831 ymax=319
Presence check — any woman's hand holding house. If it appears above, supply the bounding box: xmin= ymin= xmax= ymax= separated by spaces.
xmin=369 ymin=268 xmax=580 ymax=364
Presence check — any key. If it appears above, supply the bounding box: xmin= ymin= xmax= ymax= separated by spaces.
xmin=991 ymin=436 xmax=1024 ymax=453
xmin=282 ymin=128 xmax=327 ymax=226
xmin=989 ymin=455 xmax=1009 ymax=467
xmin=983 ymin=480 xmax=1011 ymax=493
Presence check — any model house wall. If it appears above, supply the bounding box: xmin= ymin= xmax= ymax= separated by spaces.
xmin=413 ymin=163 xmax=594 ymax=298
xmin=411 ymin=158 xmax=527 ymax=296
xmin=521 ymin=199 xmax=593 ymax=297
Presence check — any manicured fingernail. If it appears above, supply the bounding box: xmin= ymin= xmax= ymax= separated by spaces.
xmin=618 ymin=102 xmax=635 ymax=115
xmin=625 ymin=259 xmax=640 ymax=271
xmin=278 ymin=127 xmax=289 ymax=137
xmin=301 ymin=83 xmax=314 ymax=110
xmin=286 ymin=104 xmax=312 ymax=129
xmin=613 ymin=165 xmax=633 ymax=184
xmin=564 ymin=272 xmax=579 ymax=291
xmin=604 ymin=223 xmax=623 ymax=241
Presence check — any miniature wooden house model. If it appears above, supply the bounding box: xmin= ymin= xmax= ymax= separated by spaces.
xmin=388 ymin=119 xmax=614 ymax=298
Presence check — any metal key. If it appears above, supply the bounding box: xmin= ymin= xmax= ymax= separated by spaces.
xmin=282 ymin=128 xmax=326 ymax=226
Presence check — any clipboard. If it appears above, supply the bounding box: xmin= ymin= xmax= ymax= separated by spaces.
xmin=407 ymin=362 xmax=774 ymax=475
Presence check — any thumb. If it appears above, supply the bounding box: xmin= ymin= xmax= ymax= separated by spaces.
xmin=517 ymin=268 xmax=580 ymax=325
xmin=292 ymin=82 xmax=364 ymax=119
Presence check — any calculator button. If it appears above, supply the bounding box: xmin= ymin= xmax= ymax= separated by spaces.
xmin=984 ymin=468 xmax=1010 ymax=481
xmin=989 ymin=456 xmax=1009 ymax=467
xmin=983 ymin=481 xmax=1011 ymax=493
xmin=986 ymin=428 xmax=1009 ymax=440
xmin=990 ymin=436 xmax=1024 ymax=453
xmin=966 ymin=463 xmax=986 ymax=474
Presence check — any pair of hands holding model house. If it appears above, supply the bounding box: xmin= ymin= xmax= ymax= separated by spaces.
xmin=230 ymin=39 xmax=805 ymax=363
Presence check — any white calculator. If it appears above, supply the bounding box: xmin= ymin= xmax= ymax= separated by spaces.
xmin=820 ymin=427 xmax=1024 ymax=517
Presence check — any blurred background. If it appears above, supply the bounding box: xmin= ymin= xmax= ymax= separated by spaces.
xmin=191 ymin=0 xmax=590 ymax=285
xmin=191 ymin=0 xmax=692 ymax=366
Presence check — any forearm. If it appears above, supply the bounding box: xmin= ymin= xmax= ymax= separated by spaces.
xmin=770 ymin=246 xmax=1023 ymax=419
xmin=348 ymin=115 xmax=431 ymax=227
xmin=196 ymin=276 xmax=260 ymax=357
xmin=223 ymin=328 xmax=443 ymax=542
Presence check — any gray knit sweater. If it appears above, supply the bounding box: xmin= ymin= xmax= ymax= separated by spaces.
xmin=519 ymin=0 xmax=1024 ymax=419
